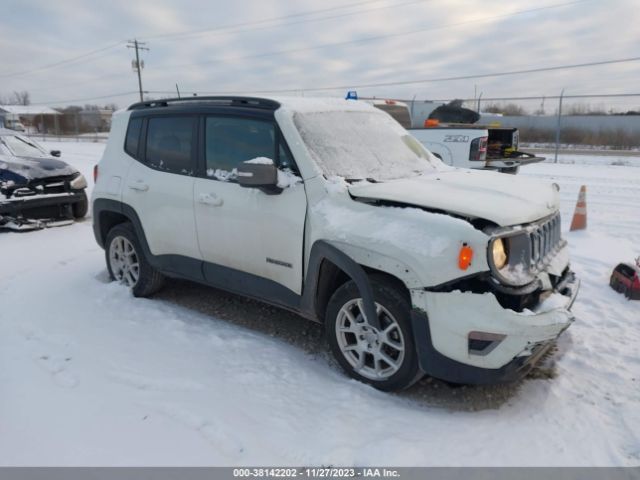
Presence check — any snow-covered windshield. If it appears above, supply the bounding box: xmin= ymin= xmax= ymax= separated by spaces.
xmin=293 ymin=110 xmax=437 ymax=181
xmin=0 ymin=134 xmax=47 ymax=158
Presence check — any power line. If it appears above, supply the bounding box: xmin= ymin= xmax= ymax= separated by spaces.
xmin=145 ymin=0 xmax=428 ymax=43
xmin=138 ymin=0 xmax=415 ymax=41
xmin=2 ymin=0 xmax=425 ymax=92
xmin=1 ymin=0 xmax=586 ymax=88
xmin=0 ymin=41 xmax=126 ymax=79
xmin=156 ymin=0 xmax=589 ymax=70
xmin=0 ymin=1 xmax=415 ymax=83
xmin=26 ymin=71 xmax=129 ymax=93
xmin=147 ymin=56 xmax=640 ymax=96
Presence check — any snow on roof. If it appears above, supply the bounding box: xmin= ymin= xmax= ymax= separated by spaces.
xmin=0 ymin=105 xmax=60 ymax=115
xmin=272 ymin=96 xmax=377 ymax=114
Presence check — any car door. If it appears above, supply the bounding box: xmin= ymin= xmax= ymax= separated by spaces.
xmin=123 ymin=114 xmax=202 ymax=263
xmin=193 ymin=114 xmax=307 ymax=296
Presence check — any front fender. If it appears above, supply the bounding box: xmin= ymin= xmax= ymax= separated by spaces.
xmin=309 ymin=196 xmax=491 ymax=288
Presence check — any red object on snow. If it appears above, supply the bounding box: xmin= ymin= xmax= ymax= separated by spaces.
xmin=609 ymin=260 xmax=640 ymax=300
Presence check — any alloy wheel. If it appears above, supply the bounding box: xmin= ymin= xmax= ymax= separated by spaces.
xmin=109 ymin=235 xmax=140 ymax=287
xmin=335 ymin=298 xmax=405 ymax=380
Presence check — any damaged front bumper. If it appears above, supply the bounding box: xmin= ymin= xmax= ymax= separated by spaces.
xmin=0 ymin=191 xmax=84 ymax=230
xmin=410 ymin=268 xmax=580 ymax=384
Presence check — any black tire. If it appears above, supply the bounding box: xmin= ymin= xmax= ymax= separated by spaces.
xmin=105 ymin=222 xmax=165 ymax=297
xmin=72 ymin=191 xmax=89 ymax=218
xmin=325 ymin=275 xmax=422 ymax=391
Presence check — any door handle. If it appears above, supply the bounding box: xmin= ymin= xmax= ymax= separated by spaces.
xmin=198 ymin=193 xmax=224 ymax=207
xmin=128 ymin=180 xmax=149 ymax=192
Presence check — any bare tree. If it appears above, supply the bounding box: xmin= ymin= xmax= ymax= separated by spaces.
xmin=9 ymin=91 xmax=31 ymax=105
xmin=484 ymin=102 xmax=527 ymax=116
xmin=564 ymin=102 xmax=607 ymax=115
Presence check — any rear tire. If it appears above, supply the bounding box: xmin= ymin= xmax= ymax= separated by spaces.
xmin=325 ymin=276 xmax=422 ymax=391
xmin=105 ymin=222 xmax=164 ymax=297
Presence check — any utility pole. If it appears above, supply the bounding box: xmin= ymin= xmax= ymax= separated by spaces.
xmin=127 ymin=39 xmax=149 ymax=102
xmin=554 ymin=88 xmax=565 ymax=164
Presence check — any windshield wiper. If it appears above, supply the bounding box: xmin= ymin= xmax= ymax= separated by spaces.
xmin=344 ymin=177 xmax=380 ymax=184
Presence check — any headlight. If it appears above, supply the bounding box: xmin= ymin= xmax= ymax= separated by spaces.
xmin=488 ymin=234 xmax=536 ymax=287
xmin=492 ymin=237 xmax=508 ymax=269
xmin=70 ymin=173 xmax=87 ymax=190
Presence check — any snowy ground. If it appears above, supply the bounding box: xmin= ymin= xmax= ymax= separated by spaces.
xmin=0 ymin=141 xmax=638 ymax=466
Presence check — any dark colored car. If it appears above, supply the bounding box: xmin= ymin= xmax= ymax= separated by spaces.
xmin=0 ymin=129 xmax=88 ymax=229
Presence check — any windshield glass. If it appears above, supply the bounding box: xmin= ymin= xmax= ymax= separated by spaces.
xmin=0 ymin=134 xmax=47 ymax=158
xmin=293 ymin=110 xmax=437 ymax=181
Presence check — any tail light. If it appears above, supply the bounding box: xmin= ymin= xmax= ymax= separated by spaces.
xmin=469 ymin=136 xmax=488 ymax=161
xmin=424 ymin=119 xmax=439 ymax=127
xmin=93 ymin=164 xmax=99 ymax=183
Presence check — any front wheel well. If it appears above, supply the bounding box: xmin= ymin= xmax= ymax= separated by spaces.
xmin=314 ymin=259 xmax=411 ymax=321
xmin=362 ymin=267 xmax=411 ymax=304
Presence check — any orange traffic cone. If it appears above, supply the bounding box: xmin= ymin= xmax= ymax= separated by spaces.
xmin=570 ymin=185 xmax=587 ymax=231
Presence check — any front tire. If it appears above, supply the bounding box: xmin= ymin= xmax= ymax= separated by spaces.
xmin=72 ymin=191 xmax=89 ymax=218
xmin=325 ymin=276 xmax=422 ymax=391
xmin=105 ymin=222 xmax=164 ymax=297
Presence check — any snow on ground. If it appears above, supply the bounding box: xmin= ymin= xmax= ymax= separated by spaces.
xmin=0 ymin=141 xmax=639 ymax=466
xmin=532 ymin=153 xmax=640 ymax=167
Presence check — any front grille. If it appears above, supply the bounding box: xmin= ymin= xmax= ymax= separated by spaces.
xmin=529 ymin=213 xmax=562 ymax=270
xmin=7 ymin=176 xmax=73 ymax=198
xmin=41 ymin=181 xmax=67 ymax=194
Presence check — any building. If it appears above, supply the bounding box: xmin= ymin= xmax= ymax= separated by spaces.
xmin=0 ymin=105 xmax=61 ymax=133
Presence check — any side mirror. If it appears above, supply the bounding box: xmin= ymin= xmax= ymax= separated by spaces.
xmin=50 ymin=150 xmax=61 ymax=157
xmin=237 ymin=161 xmax=281 ymax=194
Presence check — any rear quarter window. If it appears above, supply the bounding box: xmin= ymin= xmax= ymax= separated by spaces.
xmin=124 ymin=117 xmax=142 ymax=158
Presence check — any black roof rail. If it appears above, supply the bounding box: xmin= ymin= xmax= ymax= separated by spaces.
xmin=127 ymin=96 xmax=280 ymax=111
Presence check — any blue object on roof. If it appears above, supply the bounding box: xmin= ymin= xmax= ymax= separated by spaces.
xmin=345 ymin=91 xmax=358 ymax=100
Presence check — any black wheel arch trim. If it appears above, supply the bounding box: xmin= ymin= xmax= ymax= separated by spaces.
xmin=300 ymin=240 xmax=380 ymax=329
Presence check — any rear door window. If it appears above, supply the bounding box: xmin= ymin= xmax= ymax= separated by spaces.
xmin=145 ymin=116 xmax=196 ymax=175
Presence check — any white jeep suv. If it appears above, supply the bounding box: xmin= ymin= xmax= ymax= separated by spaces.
xmin=92 ymin=96 xmax=579 ymax=391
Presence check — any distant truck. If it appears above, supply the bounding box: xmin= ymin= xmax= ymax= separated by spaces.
xmin=365 ymin=99 xmax=543 ymax=174
xmin=0 ymin=112 xmax=26 ymax=132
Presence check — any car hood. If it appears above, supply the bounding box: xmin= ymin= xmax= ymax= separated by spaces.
xmin=347 ymin=169 xmax=560 ymax=227
xmin=0 ymin=154 xmax=78 ymax=185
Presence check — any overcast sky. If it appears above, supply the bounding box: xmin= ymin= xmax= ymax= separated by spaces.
xmin=1 ymin=0 xmax=639 ymax=110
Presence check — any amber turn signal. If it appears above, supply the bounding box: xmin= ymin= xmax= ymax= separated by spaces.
xmin=458 ymin=244 xmax=473 ymax=270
